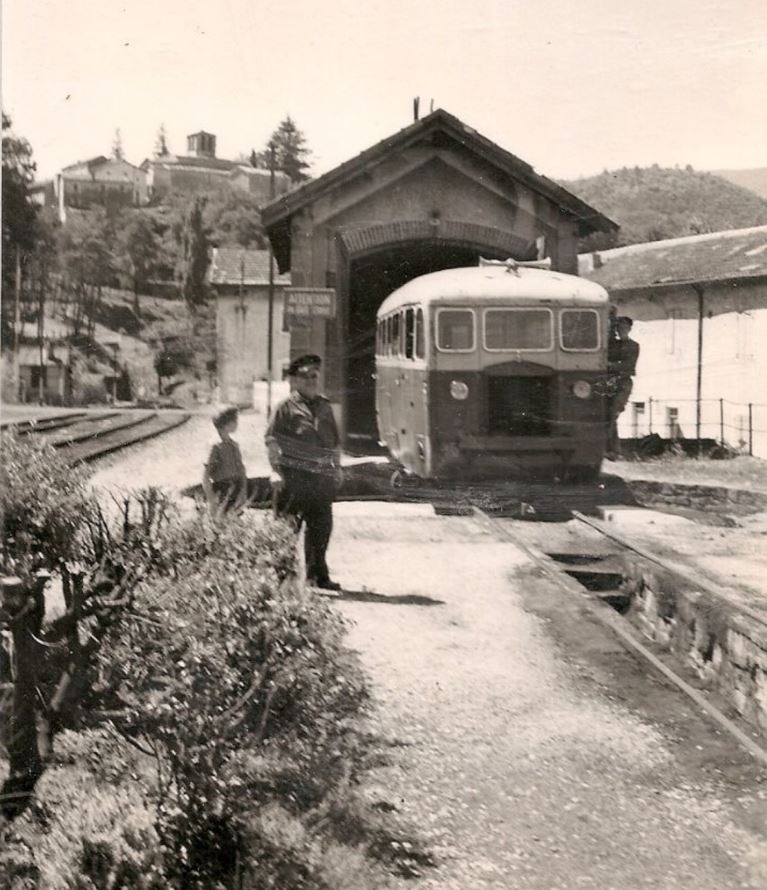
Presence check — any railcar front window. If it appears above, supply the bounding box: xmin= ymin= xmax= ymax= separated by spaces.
xmin=484 ymin=309 xmax=552 ymax=350
xmin=392 ymin=313 xmax=401 ymax=357
xmin=437 ymin=309 xmax=475 ymax=351
xmin=561 ymin=309 xmax=599 ymax=350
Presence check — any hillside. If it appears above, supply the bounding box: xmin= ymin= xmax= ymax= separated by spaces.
xmin=712 ymin=167 xmax=767 ymax=201
xmin=560 ymin=166 xmax=767 ymax=249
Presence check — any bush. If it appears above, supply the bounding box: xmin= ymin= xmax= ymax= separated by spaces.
xmin=93 ymin=511 xmax=371 ymax=887
xmin=0 ymin=432 xmax=96 ymax=577
xmin=1 ymin=436 xmax=399 ymax=889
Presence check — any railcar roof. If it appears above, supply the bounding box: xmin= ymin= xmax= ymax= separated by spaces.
xmin=377 ymin=266 xmax=609 ymax=316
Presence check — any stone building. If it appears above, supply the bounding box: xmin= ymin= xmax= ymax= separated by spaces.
xmin=209 ymin=247 xmax=291 ymax=406
xmin=143 ymin=130 xmax=289 ymax=201
xmin=262 ymin=107 xmax=616 ymax=443
xmin=582 ymin=225 xmax=767 ymax=457
xmin=56 ymin=156 xmax=147 ymax=220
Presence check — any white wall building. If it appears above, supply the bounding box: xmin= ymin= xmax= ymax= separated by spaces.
xmin=582 ymin=226 xmax=767 ymax=458
xmin=209 ymin=247 xmax=291 ymax=407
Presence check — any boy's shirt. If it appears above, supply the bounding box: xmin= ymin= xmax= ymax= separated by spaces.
xmin=206 ymin=437 xmax=246 ymax=484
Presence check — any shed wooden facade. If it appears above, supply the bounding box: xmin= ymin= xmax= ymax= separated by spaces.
xmin=263 ymin=109 xmax=616 ymax=442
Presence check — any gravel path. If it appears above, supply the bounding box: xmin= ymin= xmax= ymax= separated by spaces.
xmin=330 ymin=502 xmax=767 ymax=889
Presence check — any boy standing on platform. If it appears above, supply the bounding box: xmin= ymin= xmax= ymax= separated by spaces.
xmin=203 ymin=407 xmax=248 ymax=513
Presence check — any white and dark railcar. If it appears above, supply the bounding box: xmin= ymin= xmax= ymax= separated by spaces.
xmin=374 ymin=263 xmax=611 ymax=481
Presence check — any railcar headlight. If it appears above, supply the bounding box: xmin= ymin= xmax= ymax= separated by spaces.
xmin=572 ymin=380 xmax=592 ymax=399
xmin=450 ymin=380 xmax=469 ymax=400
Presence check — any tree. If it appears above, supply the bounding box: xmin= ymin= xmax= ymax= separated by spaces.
xmin=112 ymin=128 xmax=124 ymax=160
xmin=249 ymin=148 xmax=258 ymax=168
xmin=1 ymin=114 xmax=38 ymax=340
xmin=179 ymin=197 xmax=209 ymax=309
xmin=58 ymin=210 xmax=115 ymax=338
xmin=262 ymin=116 xmax=311 ymax=183
xmin=155 ymin=123 xmax=170 ymax=157
xmin=204 ymin=186 xmax=266 ymax=249
xmin=115 ymin=211 xmax=160 ymax=315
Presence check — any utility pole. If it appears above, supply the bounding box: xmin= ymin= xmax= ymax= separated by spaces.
xmin=266 ymin=140 xmax=276 ymax=418
xmin=13 ymin=247 xmax=22 ymax=399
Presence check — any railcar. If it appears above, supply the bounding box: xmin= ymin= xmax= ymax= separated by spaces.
xmin=374 ymin=261 xmax=610 ymax=481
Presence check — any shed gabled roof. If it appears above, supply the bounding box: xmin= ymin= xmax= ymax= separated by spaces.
xmin=261 ymin=108 xmax=617 ymax=250
xmin=582 ymin=225 xmax=767 ymax=295
xmin=208 ymin=247 xmax=291 ymax=287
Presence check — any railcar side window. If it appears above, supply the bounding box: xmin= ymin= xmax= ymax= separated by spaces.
xmin=436 ymin=309 xmax=475 ymax=351
xmin=484 ymin=309 xmax=552 ymax=350
xmin=561 ymin=309 xmax=599 ymax=350
xmin=392 ymin=312 xmax=400 ymax=357
xmin=405 ymin=308 xmax=415 ymax=359
xmin=415 ymin=308 xmax=425 ymax=359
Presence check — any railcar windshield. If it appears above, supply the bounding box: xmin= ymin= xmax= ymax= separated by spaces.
xmin=560 ymin=309 xmax=600 ymax=350
xmin=484 ymin=308 xmax=552 ymax=351
xmin=436 ymin=309 xmax=475 ymax=351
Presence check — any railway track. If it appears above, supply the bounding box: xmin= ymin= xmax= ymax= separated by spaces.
xmin=471 ymin=504 xmax=767 ymax=768
xmin=4 ymin=410 xmax=191 ymax=465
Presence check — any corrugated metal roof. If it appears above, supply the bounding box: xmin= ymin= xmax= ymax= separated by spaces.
xmin=208 ymin=247 xmax=291 ymax=286
xmin=583 ymin=226 xmax=767 ymax=292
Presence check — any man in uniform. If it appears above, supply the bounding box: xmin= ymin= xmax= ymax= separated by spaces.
xmin=606 ymin=315 xmax=640 ymax=459
xmin=265 ymin=354 xmax=344 ymax=590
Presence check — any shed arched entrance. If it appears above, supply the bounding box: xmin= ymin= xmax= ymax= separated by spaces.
xmin=335 ymin=221 xmax=534 ymax=443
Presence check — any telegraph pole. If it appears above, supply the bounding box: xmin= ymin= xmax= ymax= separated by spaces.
xmin=266 ymin=140 xmax=276 ymax=418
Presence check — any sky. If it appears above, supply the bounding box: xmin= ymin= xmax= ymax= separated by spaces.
xmin=3 ymin=0 xmax=767 ymax=183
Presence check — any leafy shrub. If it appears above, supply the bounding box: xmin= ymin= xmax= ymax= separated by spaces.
xmin=93 ymin=510 xmax=370 ymax=887
xmin=0 ymin=432 xmax=96 ymax=577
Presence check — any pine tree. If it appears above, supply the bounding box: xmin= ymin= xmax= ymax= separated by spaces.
xmin=180 ymin=198 xmax=209 ymax=309
xmin=112 ymin=128 xmax=124 ymax=161
xmin=264 ymin=116 xmax=311 ymax=183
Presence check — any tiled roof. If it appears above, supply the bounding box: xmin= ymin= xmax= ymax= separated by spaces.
xmin=152 ymin=154 xmax=236 ymax=172
xmin=582 ymin=226 xmax=767 ymax=293
xmin=208 ymin=247 xmax=291 ymax=286
xmin=60 ymin=157 xmax=144 ymax=182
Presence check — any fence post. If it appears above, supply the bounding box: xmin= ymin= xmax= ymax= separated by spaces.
xmin=648 ymin=397 xmax=653 ymax=434
xmin=719 ymin=398 xmax=724 ymax=446
xmin=749 ymin=403 xmax=753 ymax=456
xmin=0 ymin=575 xmax=45 ymax=820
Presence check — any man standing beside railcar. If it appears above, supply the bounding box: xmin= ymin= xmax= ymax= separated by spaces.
xmin=265 ymin=354 xmax=344 ymax=591
xmin=606 ymin=315 xmax=640 ymax=459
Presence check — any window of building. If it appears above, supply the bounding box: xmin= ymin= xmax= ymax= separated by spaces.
xmin=666 ymin=406 xmax=681 ymax=439
xmin=560 ymin=309 xmax=599 ymax=351
xmin=415 ymin=308 xmax=425 ymax=359
xmin=631 ymin=401 xmax=645 ymax=438
xmin=436 ymin=309 xmax=475 ymax=352
xmin=404 ymin=307 xmax=415 ymax=359
xmin=484 ymin=308 xmax=552 ymax=351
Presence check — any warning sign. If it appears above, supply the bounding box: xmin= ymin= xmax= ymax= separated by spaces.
xmin=284 ymin=288 xmax=336 ymax=319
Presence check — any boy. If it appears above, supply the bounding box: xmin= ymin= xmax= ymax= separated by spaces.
xmin=203 ymin=407 xmax=247 ymax=513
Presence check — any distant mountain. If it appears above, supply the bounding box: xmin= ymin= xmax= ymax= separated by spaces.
xmin=712 ymin=167 xmax=767 ymax=201
xmin=560 ymin=166 xmax=767 ymax=250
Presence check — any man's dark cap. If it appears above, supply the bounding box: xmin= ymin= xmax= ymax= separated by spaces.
xmin=287 ymin=354 xmax=322 ymax=376
xmin=616 ymin=316 xmax=633 ymax=327
xmin=213 ymin=406 xmax=239 ymax=429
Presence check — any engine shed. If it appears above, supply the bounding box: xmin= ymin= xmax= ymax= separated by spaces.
xmin=262 ymin=108 xmax=616 ymax=444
